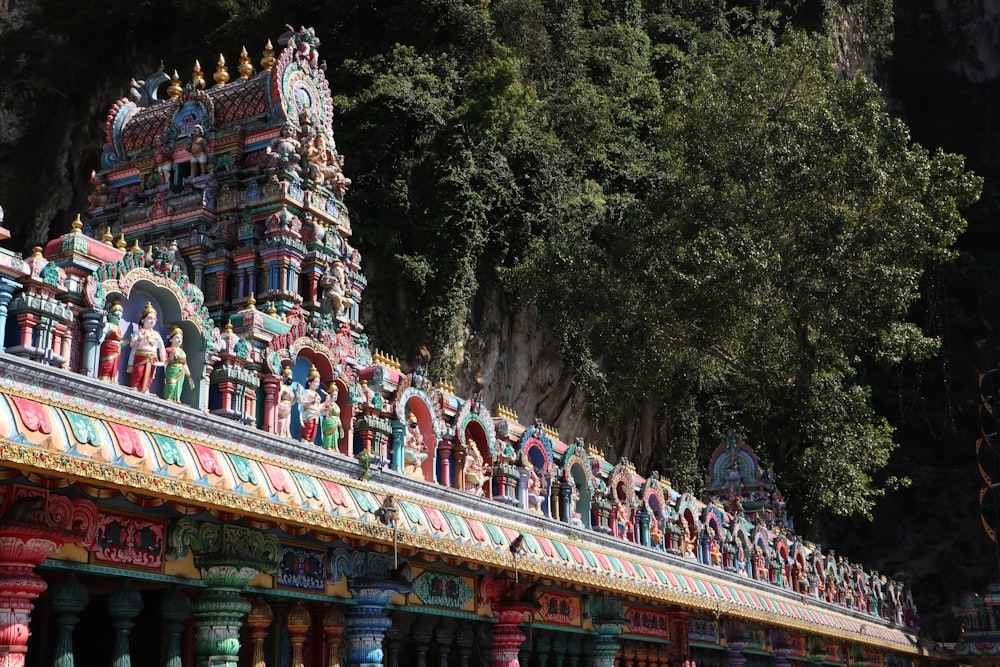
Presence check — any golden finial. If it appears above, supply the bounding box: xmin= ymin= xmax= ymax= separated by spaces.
xmin=627 ymin=460 xmax=637 ymax=474
xmin=115 ymin=234 xmax=127 ymax=249
xmin=436 ymin=379 xmax=455 ymax=394
xmin=145 ymin=245 xmax=154 ymax=263
xmin=261 ymin=39 xmax=276 ymax=71
xmin=541 ymin=423 xmax=560 ymax=441
xmin=268 ymin=301 xmax=278 ymax=316
xmin=225 ymin=320 xmax=234 ymax=332
xmin=167 ymin=70 xmax=182 ymax=99
xmin=192 ymin=60 xmax=206 ymax=90
xmin=238 ymin=46 xmax=254 ymax=79
xmin=102 ymin=226 xmax=114 ymax=245
xmin=129 ymin=239 xmax=141 ymax=253
xmin=70 ymin=213 xmax=83 ymax=233
xmin=586 ymin=442 xmax=601 ymax=458
xmin=247 ymin=292 xmax=257 ymax=310
xmin=213 ymin=54 xmax=230 ymax=87
xmin=497 ymin=405 xmax=519 ymax=422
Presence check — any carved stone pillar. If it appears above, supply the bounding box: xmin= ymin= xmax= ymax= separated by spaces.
xmin=437 ymin=438 xmax=454 ymax=488
xmin=490 ymin=601 xmax=533 ymax=667
xmin=565 ymin=635 xmax=581 ymax=667
xmin=435 ymin=620 xmax=454 ymax=667
xmin=551 ymin=632 xmax=567 ymax=667
xmin=0 ymin=279 xmax=21 ymax=352
xmin=621 ymin=640 xmax=637 ymax=667
xmin=287 ymin=601 xmax=312 ymax=667
xmin=587 ymin=595 xmax=625 ymax=667
xmin=383 ymin=622 xmax=402 ymax=667
xmin=108 ymin=581 xmax=144 ymax=667
xmin=79 ymin=308 xmax=104 ymax=377
xmin=246 ymin=596 xmax=274 ymax=667
xmin=411 ymin=617 xmax=434 ymax=667
xmin=455 ymin=623 xmax=475 ymax=667
xmin=261 ymin=374 xmax=281 ymax=433
xmin=535 ymin=631 xmax=551 ymax=667
xmin=727 ymin=642 xmax=748 ymax=667
xmin=0 ymin=501 xmax=93 ymax=667
xmin=344 ymin=581 xmax=411 ymax=667
xmin=168 ymin=520 xmax=281 ymax=667
xmin=51 ymin=574 xmax=89 ymax=667
xmin=161 ymin=586 xmax=192 ymax=667
xmin=323 ymin=604 xmax=347 ymax=667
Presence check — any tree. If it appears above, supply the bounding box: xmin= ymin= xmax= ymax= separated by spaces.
xmin=514 ymin=31 xmax=981 ymax=521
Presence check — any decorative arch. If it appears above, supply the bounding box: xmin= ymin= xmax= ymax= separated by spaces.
xmin=561 ymin=441 xmax=594 ymax=529
xmin=454 ymin=403 xmax=493 ymax=497
xmin=397 ymin=387 xmax=439 ymax=483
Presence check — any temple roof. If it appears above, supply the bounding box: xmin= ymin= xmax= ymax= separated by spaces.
xmin=0 ymin=354 xmax=917 ymax=652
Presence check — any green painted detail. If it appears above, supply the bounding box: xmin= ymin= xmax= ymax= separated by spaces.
xmin=581 ymin=548 xmax=598 ymax=567
xmin=608 ymin=555 xmax=624 ymax=573
xmin=484 ymin=523 xmax=506 ymax=546
xmin=523 ymin=533 xmax=541 ymax=554
xmin=152 ymin=433 xmax=184 ymax=467
xmin=398 ymin=499 xmax=424 ymax=526
xmin=442 ymin=511 xmax=468 ymax=538
xmin=551 ymin=540 xmax=569 ymax=561
xmin=412 ymin=570 xmax=473 ymax=608
xmin=228 ymin=453 xmax=259 ymax=485
xmin=65 ymin=410 xmax=101 ymax=446
xmin=292 ymin=471 xmax=321 ymax=499
xmin=348 ymin=486 xmax=379 ymax=513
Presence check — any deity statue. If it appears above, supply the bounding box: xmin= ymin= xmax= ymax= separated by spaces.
xmin=321 ymin=383 xmax=345 ymax=450
xmin=88 ymin=170 xmax=110 ymax=209
xmin=153 ymin=136 xmax=172 ymax=186
xmin=97 ymin=301 xmax=126 ymax=382
xmin=464 ymin=444 xmax=488 ymax=496
xmin=276 ymin=367 xmax=297 ymax=437
xmin=319 ymin=260 xmax=354 ymax=317
xmin=163 ymin=326 xmax=195 ymax=402
xmin=527 ymin=468 xmax=544 ymax=513
xmin=570 ymin=483 xmax=585 ymax=528
xmin=126 ymin=302 xmax=166 ymax=394
xmin=616 ymin=501 xmax=633 ymax=541
xmin=188 ymin=124 xmax=210 ymax=177
xmin=266 ymin=123 xmax=302 ymax=174
xmin=298 ymin=366 xmax=324 ymax=444
xmin=402 ymin=413 xmax=427 ymax=477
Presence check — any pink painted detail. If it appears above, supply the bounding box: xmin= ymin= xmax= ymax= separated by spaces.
xmin=422 ymin=506 xmax=445 ymax=532
xmin=107 ymin=422 xmax=145 ymax=458
xmin=567 ymin=544 xmax=584 ymax=566
xmin=261 ymin=463 xmax=292 ymax=494
xmin=534 ymin=536 xmax=554 ymax=558
xmin=490 ymin=601 xmax=534 ymax=667
xmin=594 ymin=552 xmax=611 ymax=572
xmin=626 ymin=606 xmax=669 ymax=638
xmin=93 ymin=512 xmax=164 ymax=569
xmin=466 ymin=518 xmax=487 ymax=543
xmin=189 ymin=443 xmax=223 ymax=476
xmin=9 ymin=398 xmax=51 ymax=435
xmin=537 ymin=592 xmax=581 ymax=626
xmin=321 ymin=480 xmax=349 ymax=508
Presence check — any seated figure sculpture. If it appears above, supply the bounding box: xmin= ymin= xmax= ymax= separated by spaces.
xmin=402 ymin=413 xmax=427 ymax=477
xmin=464 ymin=444 xmax=488 ymax=496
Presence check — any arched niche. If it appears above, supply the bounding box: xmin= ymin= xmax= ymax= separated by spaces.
xmin=400 ymin=392 xmax=437 ymax=483
xmin=520 ymin=435 xmax=551 ymax=516
xmin=102 ymin=278 xmax=210 ymax=409
xmin=458 ymin=414 xmax=492 ymax=496
xmin=567 ymin=461 xmax=592 ymax=528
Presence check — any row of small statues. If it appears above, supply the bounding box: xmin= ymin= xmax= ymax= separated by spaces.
xmin=98 ymin=301 xmax=193 ymax=399
xmin=276 ymin=366 xmax=345 ymax=449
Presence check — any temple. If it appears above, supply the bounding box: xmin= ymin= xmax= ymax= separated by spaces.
xmin=0 ymin=26 xmax=930 ymax=667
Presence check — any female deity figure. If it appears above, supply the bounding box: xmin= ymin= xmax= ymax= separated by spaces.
xmin=163 ymin=326 xmax=195 ymax=402
xmin=527 ymin=468 xmax=544 ymax=513
xmin=464 ymin=444 xmax=487 ymax=496
xmin=321 ymin=384 xmax=345 ymax=450
xmin=298 ymin=366 xmax=324 ymax=444
xmin=97 ymin=301 xmax=126 ymax=382
xmin=127 ymin=302 xmax=166 ymax=394
xmin=276 ymin=367 xmax=296 ymax=437
xmin=153 ymin=136 xmax=172 ymax=186
xmin=402 ymin=413 xmax=427 ymax=477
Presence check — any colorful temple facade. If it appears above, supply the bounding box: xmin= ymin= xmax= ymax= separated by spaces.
xmin=0 ymin=26 xmax=930 ymax=667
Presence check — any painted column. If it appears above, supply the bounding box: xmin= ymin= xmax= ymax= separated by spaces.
xmin=551 ymin=632 xmax=567 ymax=667
xmin=490 ymin=601 xmax=533 ymax=667
xmin=411 ymin=617 xmax=434 ymax=667
xmin=262 ymin=374 xmax=281 ymax=433
xmin=246 ymin=596 xmax=274 ymax=667
xmin=535 ymin=631 xmax=551 ymax=667
xmin=587 ymin=595 xmax=626 ymax=667
xmin=168 ymin=520 xmax=281 ymax=667
xmin=79 ymin=308 xmax=104 ymax=377
xmin=0 ymin=523 xmax=81 ymax=667
xmin=0 ymin=279 xmax=21 ymax=352
xmin=287 ymin=601 xmax=312 ymax=667
xmin=343 ymin=581 xmax=410 ymax=667
xmin=323 ymin=604 xmax=347 ymax=667
xmin=455 ymin=624 xmax=475 ymax=667
xmin=161 ymin=586 xmax=193 ymax=667
xmin=383 ymin=623 xmax=402 ymax=667
xmin=51 ymin=574 xmax=89 ymax=667
xmin=435 ymin=620 xmax=454 ymax=667
xmin=565 ymin=636 xmax=581 ymax=667
xmin=108 ymin=581 xmax=143 ymax=667
xmin=727 ymin=642 xmax=748 ymax=667
xmin=437 ymin=438 xmax=454 ymax=488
